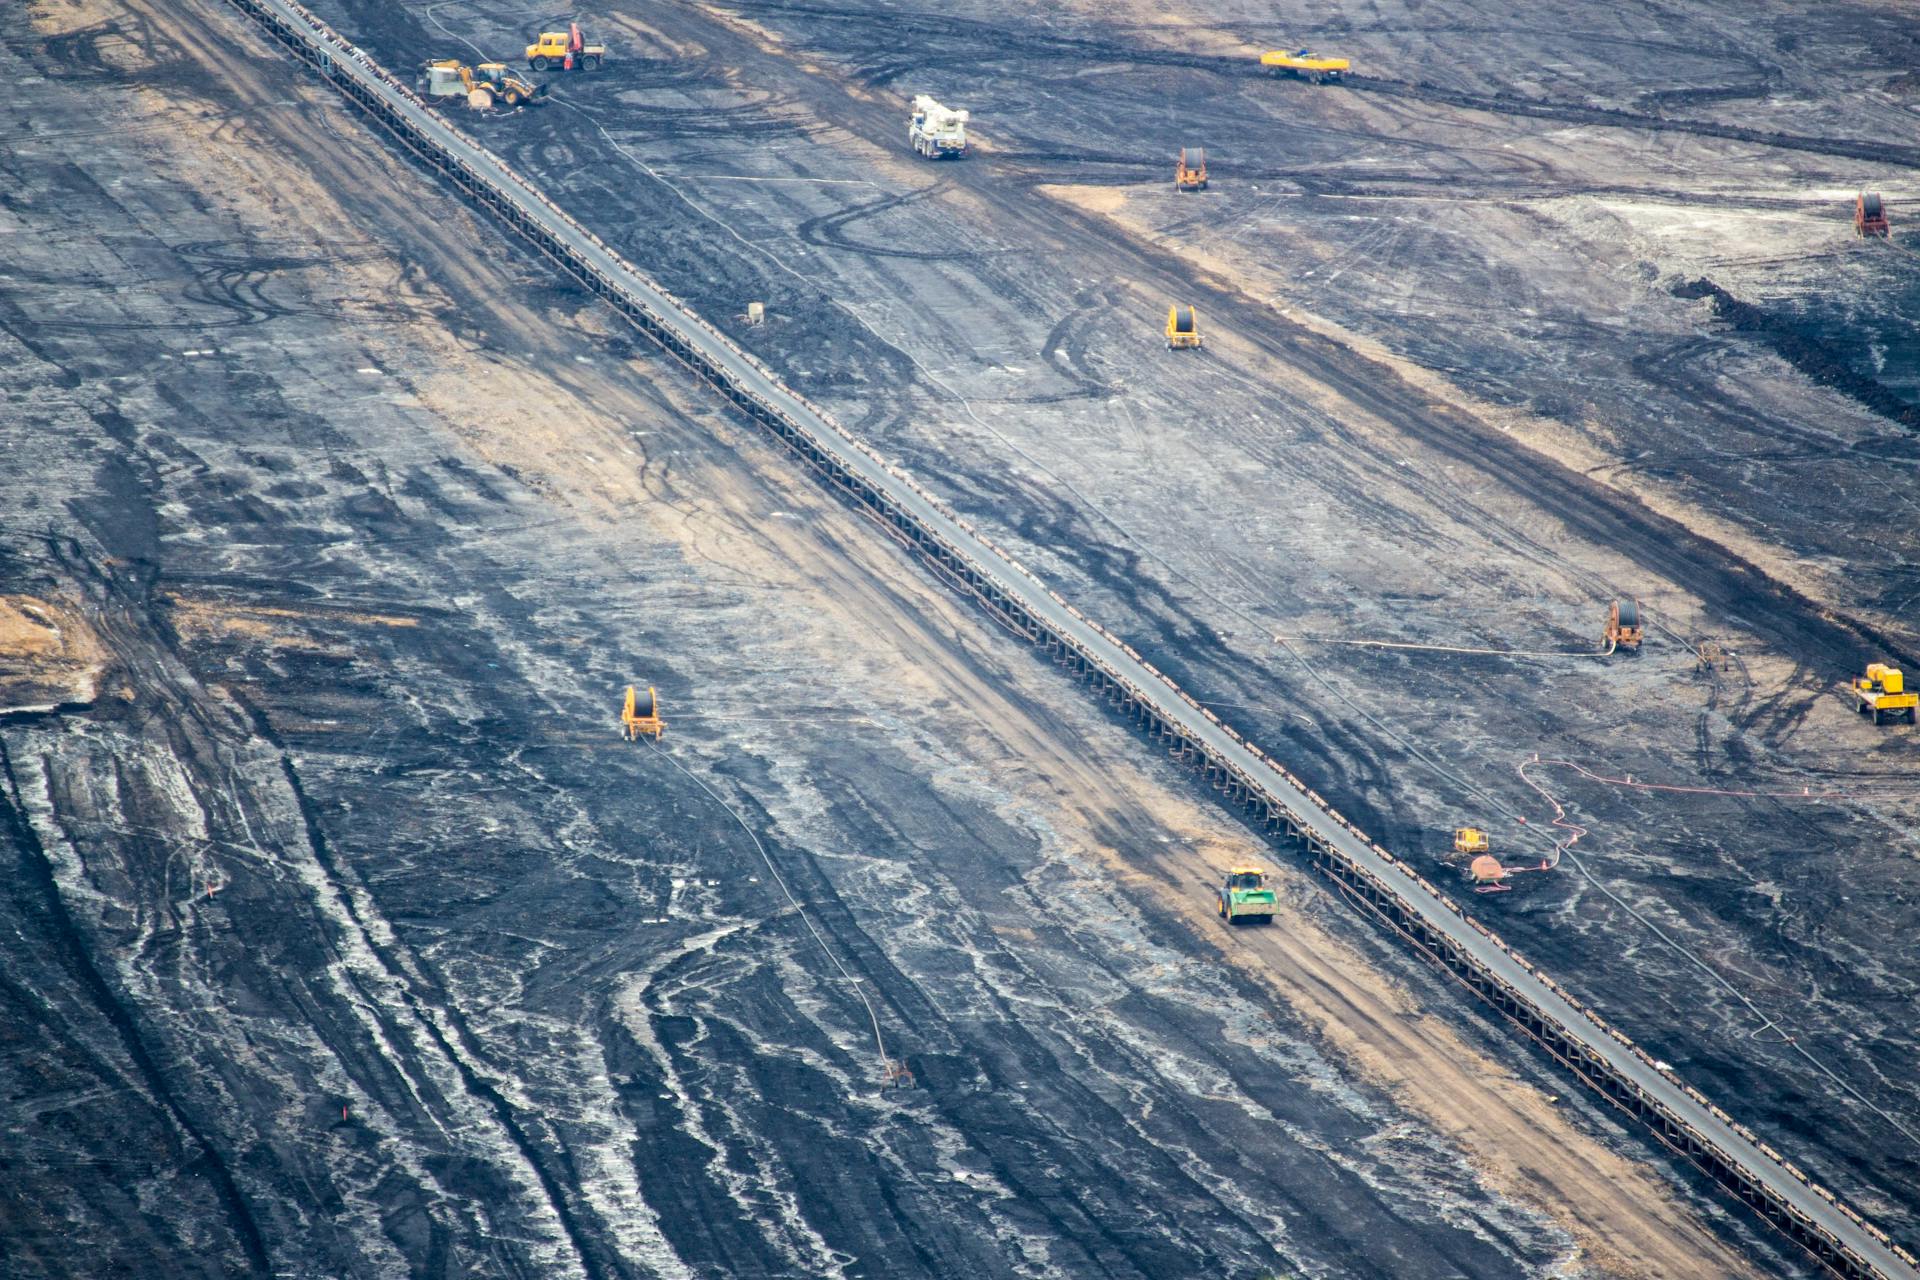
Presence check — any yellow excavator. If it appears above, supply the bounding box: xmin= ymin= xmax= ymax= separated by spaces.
xmin=425 ymin=59 xmax=547 ymax=108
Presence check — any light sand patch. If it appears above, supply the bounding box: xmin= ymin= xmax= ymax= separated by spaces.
xmin=0 ymin=596 xmax=106 ymax=712
xmin=1037 ymin=179 xmax=1882 ymax=647
xmin=165 ymin=593 xmax=417 ymax=650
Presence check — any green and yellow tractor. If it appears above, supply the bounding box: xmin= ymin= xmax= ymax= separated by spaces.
xmin=1217 ymin=865 xmax=1277 ymax=925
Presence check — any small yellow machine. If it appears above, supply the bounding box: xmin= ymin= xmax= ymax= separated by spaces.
xmin=527 ymin=23 xmax=605 ymax=71
xmin=1453 ymin=827 xmax=1489 ymax=857
xmin=1166 ymin=304 xmax=1202 ymax=350
xmin=622 ymin=685 xmax=665 ymax=740
xmin=1606 ymin=598 xmax=1642 ymax=652
xmin=1853 ymin=663 xmax=1918 ymax=725
xmin=1175 ymin=146 xmax=1208 ymax=192
xmin=1260 ymin=49 xmax=1350 ymax=84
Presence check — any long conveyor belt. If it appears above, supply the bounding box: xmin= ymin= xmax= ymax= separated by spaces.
xmin=214 ymin=1 xmax=1917 ymax=1274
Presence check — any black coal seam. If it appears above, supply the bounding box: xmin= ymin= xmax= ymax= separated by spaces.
xmin=0 ymin=736 xmax=273 ymax=1275
xmin=1673 ymin=277 xmax=1920 ymax=432
xmin=246 ymin=711 xmax=626 ymax=1280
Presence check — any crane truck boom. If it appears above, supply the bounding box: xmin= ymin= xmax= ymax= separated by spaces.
xmin=909 ymin=95 xmax=970 ymax=159
xmin=526 ymin=23 xmax=604 ymax=71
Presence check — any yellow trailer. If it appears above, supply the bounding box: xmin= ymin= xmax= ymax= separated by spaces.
xmin=1854 ymin=664 xmax=1918 ymax=725
xmin=1175 ymin=146 xmax=1208 ymax=192
xmin=1166 ymin=305 xmax=1202 ymax=350
xmin=1261 ymin=49 xmax=1350 ymax=83
xmin=622 ymin=684 xmax=665 ymax=740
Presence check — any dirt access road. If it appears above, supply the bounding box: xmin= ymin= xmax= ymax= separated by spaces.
xmin=302 ymin=0 xmax=1919 ymax=1259
xmin=0 ymin=0 xmax=1800 ymax=1275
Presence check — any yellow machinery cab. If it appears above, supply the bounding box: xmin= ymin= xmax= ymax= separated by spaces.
xmin=1453 ymin=827 xmax=1488 ymax=857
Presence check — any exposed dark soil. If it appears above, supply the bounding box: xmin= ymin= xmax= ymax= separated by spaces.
xmin=1673 ymin=277 xmax=1920 ymax=430
xmin=5 ymin=0 xmax=1918 ymax=1276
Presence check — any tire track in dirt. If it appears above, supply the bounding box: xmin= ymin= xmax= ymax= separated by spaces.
xmin=719 ymin=0 xmax=1920 ymax=170
xmin=0 ymin=742 xmax=274 ymax=1274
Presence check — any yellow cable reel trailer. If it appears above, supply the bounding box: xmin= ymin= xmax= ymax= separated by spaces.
xmin=1175 ymin=146 xmax=1208 ymax=191
xmin=622 ymin=685 xmax=665 ymax=740
xmin=1166 ymin=304 xmax=1202 ymax=350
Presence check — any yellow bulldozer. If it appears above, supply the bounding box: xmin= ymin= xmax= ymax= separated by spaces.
xmin=1453 ymin=827 xmax=1489 ymax=857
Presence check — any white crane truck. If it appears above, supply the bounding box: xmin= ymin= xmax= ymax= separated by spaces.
xmin=909 ymin=95 xmax=969 ymax=159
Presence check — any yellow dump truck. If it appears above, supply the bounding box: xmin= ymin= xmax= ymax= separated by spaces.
xmin=1261 ymin=49 xmax=1349 ymax=83
xmin=1854 ymin=663 xmax=1918 ymax=724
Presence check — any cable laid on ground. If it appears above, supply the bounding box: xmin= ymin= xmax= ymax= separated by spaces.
xmin=645 ymin=739 xmax=895 ymax=1085
xmin=1276 ymin=634 xmax=1616 ymax=659
xmin=1514 ymin=757 xmax=1920 ymax=1146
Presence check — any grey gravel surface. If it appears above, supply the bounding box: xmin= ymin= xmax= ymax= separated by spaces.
xmin=3 ymin=0 xmax=1915 ymax=1276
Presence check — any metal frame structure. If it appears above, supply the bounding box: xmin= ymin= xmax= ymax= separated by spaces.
xmin=212 ymin=2 xmax=1916 ymax=1273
